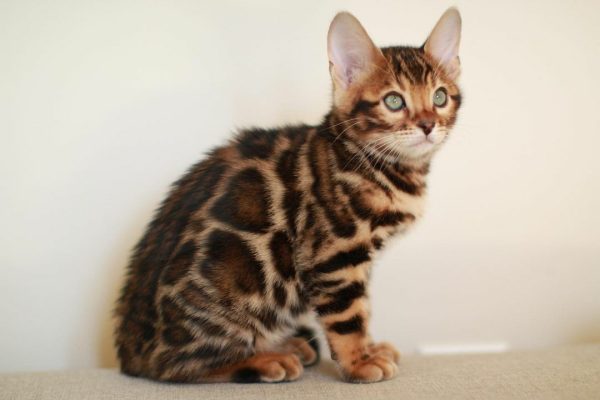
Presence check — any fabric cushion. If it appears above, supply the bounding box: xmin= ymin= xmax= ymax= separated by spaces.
xmin=1 ymin=345 xmax=598 ymax=400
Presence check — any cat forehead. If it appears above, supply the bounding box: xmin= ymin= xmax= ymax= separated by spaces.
xmin=381 ymin=47 xmax=438 ymax=87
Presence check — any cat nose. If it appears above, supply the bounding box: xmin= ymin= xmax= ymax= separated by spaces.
xmin=417 ymin=121 xmax=435 ymax=135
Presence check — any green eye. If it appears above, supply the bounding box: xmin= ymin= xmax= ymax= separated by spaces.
xmin=433 ymin=88 xmax=448 ymax=107
xmin=383 ymin=93 xmax=405 ymax=111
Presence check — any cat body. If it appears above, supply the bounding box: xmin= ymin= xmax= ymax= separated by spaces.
xmin=115 ymin=8 xmax=462 ymax=383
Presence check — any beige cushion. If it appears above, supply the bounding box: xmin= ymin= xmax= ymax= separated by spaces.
xmin=1 ymin=345 xmax=599 ymax=400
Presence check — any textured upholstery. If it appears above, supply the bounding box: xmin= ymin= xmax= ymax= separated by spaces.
xmin=1 ymin=345 xmax=599 ymax=400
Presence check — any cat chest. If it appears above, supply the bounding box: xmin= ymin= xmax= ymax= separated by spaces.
xmin=353 ymin=181 xmax=427 ymax=223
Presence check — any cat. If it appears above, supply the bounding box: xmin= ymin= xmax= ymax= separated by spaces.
xmin=115 ymin=8 xmax=462 ymax=383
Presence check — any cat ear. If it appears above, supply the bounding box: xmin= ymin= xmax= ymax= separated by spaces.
xmin=424 ymin=7 xmax=462 ymax=80
xmin=327 ymin=12 xmax=384 ymax=89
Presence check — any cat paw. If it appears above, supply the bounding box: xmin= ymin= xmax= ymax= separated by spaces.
xmin=344 ymin=342 xmax=400 ymax=383
xmin=233 ymin=353 xmax=303 ymax=383
xmin=282 ymin=337 xmax=319 ymax=366
xmin=368 ymin=342 xmax=400 ymax=364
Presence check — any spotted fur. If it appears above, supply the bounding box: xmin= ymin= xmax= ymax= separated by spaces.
xmin=115 ymin=8 xmax=462 ymax=383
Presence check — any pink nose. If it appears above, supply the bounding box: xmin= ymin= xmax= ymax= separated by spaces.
xmin=417 ymin=121 xmax=435 ymax=135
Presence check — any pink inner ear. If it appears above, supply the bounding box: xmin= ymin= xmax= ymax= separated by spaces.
xmin=425 ymin=9 xmax=461 ymax=77
xmin=328 ymin=13 xmax=378 ymax=87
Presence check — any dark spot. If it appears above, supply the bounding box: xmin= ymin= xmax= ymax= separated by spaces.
xmin=249 ymin=307 xmax=279 ymax=330
xmin=328 ymin=315 xmax=364 ymax=335
xmin=211 ymin=168 xmax=272 ymax=233
xmin=304 ymin=204 xmax=316 ymax=230
xmin=273 ymin=282 xmax=287 ymax=307
xmin=162 ymin=325 xmax=193 ymax=346
xmin=236 ymin=128 xmax=277 ymax=159
xmin=161 ymin=240 xmax=196 ymax=285
xmin=232 ymin=367 xmax=262 ymax=383
xmin=200 ymin=230 xmax=266 ymax=295
xmin=313 ymin=245 xmax=371 ymax=274
xmin=270 ymin=231 xmax=296 ymax=281
xmin=315 ymin=281 xmax=366 ymax=316
xmin=160 ymin=297 xmax=187 ymax=325
xmin=372 ymin=237 xmax=384 ymax=250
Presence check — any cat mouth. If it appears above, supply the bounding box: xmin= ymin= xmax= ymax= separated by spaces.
xmin=407 ymin=138 xmax=435 ymax=147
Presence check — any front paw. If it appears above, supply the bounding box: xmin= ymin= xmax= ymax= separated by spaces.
xmin=344 ymin=342 xmax=400 ymax=383
xmin=368 ymin=342 xmax=400 ymax=364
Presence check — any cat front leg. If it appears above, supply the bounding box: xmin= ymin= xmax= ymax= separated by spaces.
xmin=310 ymin=249 xmax=400 ymax=383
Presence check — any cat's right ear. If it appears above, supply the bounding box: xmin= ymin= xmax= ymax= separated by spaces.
xmin=327 ymin=12 xmax=384 ymax=89
xmin=423 ymin=8 xmax=462 ymax=80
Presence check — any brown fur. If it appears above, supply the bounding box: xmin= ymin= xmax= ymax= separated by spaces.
xmin=115 ymin=10 xmax=462 ymax=383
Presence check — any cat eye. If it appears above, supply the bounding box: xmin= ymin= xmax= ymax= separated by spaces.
xmin=383 ymin=92 xmax=405 ymax=111
xmin=433 ymin=88 xmax=448 ymax=107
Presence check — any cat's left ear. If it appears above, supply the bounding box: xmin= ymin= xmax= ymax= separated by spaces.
xmin=328 ymin=12 xmax=385 ymax=89
xmin=423 ymin=7 xmax=462 ymax=80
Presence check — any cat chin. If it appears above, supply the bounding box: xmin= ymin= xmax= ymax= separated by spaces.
xmin=396 ymin=145 xmax=439 ymax=164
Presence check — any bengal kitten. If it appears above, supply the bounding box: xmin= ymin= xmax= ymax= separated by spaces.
xmin=115 ymin=8 xmax=462 ymax=383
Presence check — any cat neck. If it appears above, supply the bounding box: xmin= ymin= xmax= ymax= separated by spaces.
xmin=317 ymin=112 xmax=432 ymax=174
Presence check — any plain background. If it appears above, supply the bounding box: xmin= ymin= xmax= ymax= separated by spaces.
xmin=2 ymin=0 xmax=599 ymax=373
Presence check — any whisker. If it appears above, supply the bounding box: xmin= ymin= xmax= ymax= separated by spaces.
xmin=331 ymin=120 xmax=363 ymax=143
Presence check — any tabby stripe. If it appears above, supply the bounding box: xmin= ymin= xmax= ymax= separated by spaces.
xmin=180 ymin=282 xmax=254 ymax=330
xmin=332 ymin=142 xmax=392 ymax=197
xmin=187 ymin=313 xmax=229 ymax=337
xmin=167 ymin=290 xmax=230 ymax=337
xmin=244 ymin=306 xmax=284 ymax=331
xmin=315 ymin=281 xmax=365 ymax=316
xmin=403 ymin=50 xmax=423 ymax=84
xmin=370 ymin=211 xmax=414 ymax=230
xmin=340 ymin=181 xmax=372 ymax=220
xmin=157 ymin=342 xmax=247 ymax=378
xmin=276 ymin=146 xmax=303 ymax=236
xmin=313 ymin=245 xmax=370 ymax=274
xmin=312 ymin=279 xmax=344 ymax=289
xmin=395 ymin=53 xmax=416 ymax=85
xmin=349 ymin=99 xmax=379 ymax=118
xmin=450 ymin=94 xmax=462 ymax=107
xmin=377 ymin=164 xmax=422 ymax=195
xmin=389 ymin=54 xmax=406 ymax=89
xmin=327 ymin=315 xmax=364 ymax=335
xmin=308 ymin=135 xmax=357 ymax=238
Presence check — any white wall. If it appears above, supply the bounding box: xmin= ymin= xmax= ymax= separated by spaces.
xmin=1 ymin=0 xmax=599 ymax=373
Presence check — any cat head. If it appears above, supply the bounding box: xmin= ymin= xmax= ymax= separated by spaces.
xmin=327 ymin=8 xmax=462 ymax=163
